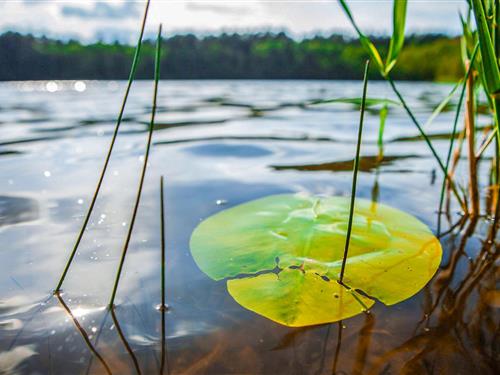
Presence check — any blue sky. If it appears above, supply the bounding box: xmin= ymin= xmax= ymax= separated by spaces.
xmin=2 ymin=1 xmax=467 ymax=43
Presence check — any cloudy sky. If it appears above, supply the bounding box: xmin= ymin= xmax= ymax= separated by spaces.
xmin=3 ymin=1 xmax=467 ymax=43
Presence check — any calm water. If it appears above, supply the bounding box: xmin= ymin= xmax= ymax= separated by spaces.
xmin=0 ymin=80 xmax=497 ymax=374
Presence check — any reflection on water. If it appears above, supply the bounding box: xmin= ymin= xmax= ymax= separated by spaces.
xmin=0 ymin=196 xmax=38 ymax=227
xmin=271 ymin=154 xmax=422 ymax=173
xmin=0 ymin=80 xmax=497 ymax=374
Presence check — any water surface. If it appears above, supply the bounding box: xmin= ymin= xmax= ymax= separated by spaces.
xmin=0 ymin=80 xmax=497 ymax=374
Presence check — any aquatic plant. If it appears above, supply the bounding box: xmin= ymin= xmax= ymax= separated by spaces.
xmin=338 ymin=0 xmax=467 ymax=210
xmin=339 ymin=60 xmax=370 ymax=284
xmin=159 ymin=175 xmax=168 ymax=375
xmin=109 ymin=23 xmax=163 ymax=308
xmin=37 ymin=0 xmax=498 ymax=371
xmin=437 ymin=44 xmax=479 ymax=234
xmin=54 ymin=0 xmax=151 ymax=293
xmin=55 ymin=293 xmax=112 ymax=375
xmin=190 ymin=59 xmax=441 ymax=328
xmin=190 ymin=194 xmax=442 ymax=327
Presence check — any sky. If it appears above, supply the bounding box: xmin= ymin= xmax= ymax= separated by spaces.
xmin=2 ymin=0 xmax=468 ymax=43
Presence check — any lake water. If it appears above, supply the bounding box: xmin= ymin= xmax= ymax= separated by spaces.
xmin=0 ymin=80 xmax=497 ymax=374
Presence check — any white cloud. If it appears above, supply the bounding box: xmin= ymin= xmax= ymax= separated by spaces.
xmin=0 ymin=0 xmax=467 ymax=43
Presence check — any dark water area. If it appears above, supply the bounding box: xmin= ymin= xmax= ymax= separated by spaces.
xmin=0 ymin=80 xmax=497 ymax=374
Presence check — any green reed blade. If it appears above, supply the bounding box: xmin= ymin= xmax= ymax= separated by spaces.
xmin=54 ymin=0 xmax=151 ymax=293
xmin=337 ymin=0 xmax=384 ymax=73
xmin=495 ymin=0 xmax=500 ymax=58
xmin=339 ymin=60 xmax=370 ymax=283
xmin=377 ymin=103 xmax=388 ymax=157
xmin=437 ymin=44 xmax=479 ymax=234
xmin=109 ymin=24 xmax=162 ymax=308
xmin=471 ymin=0 xmax=500 ymax=95
xmin=385 ymin=0 xmax=408 ymax=74
xmin=337 ymin=0 xmax=465 ymax=210
xmin=423 ymin=80 xmax=462 ymax=129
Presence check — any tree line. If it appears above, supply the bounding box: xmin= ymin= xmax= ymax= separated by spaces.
xmin=0 ymin=31 xmax=463 ymax=81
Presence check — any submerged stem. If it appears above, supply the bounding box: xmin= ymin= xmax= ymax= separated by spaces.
xmin=331 ymin=321 xmax=343 ymax=374
xmin=339 ymin=60 xmax=370 ymax=284
xmin=109 ymin=24 xmax=162 ymax=308
xmin=111 ymin=308 xmax=142 ymax=375
xmin=56 ymin=294 xmax=112 ymax=375
xmin=54 ymin=0 xmax=151 ymax=293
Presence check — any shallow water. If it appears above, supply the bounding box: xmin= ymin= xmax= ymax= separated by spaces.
xmin=0 ymin=80 xmax=497 ymax=374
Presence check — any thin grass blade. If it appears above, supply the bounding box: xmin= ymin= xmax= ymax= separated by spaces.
xmin=109 ymin=24 xmax=163 ymax=307
xmin=339 ymin=60 xmax=370 ymax=283
xmin=423 ymin=80 xmax=462 ymax=129
xmin=54 ymin=0 xmax=151 ymax=293
xmin=160 ymin=175 xmax=169 ymax=375
xmin=437 ymin=44 xmax=479 ymax=234
xmin=387 ymin=75 xmax=466 ymax=211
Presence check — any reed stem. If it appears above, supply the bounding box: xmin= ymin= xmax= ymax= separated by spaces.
xmin=437 ymin=44 xmax=479 ymax=234
xmin=386 ymin=75 xmax=466 ymax=212
xmin=160 ymin=175 xmax=168 ymax=375
xmin=109 ymin=24 xmax=162 ymax=308
xmin=54 ymin=0 xmax=151 ymax=293
xmin=160 ymin=175 xmax=166 ymax=311
xmin=465 ymin=62 xmax=480 ymax=217
xmin=339 ymin=60 xmax=370 ymax=284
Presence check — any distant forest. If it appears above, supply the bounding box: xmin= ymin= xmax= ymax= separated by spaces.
xmin=0 ymin=31 xmax=463 ymax=81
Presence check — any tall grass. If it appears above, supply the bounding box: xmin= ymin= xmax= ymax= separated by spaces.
xmin=339 ymin=60 xmax=370 ymax=284
xmin=159 ymin=175 xmax=168 ymax=375
xmin=160 ymin=175 xmax=166 ymax=312
xmin=339 ymin=0 xmax=500 ymax=223
xmin=109 ymin=24 xmax=163 ymax=308
xmin=437 ymin=45 xmax=479 ymax=234
xmin=55 ymin=0 xmax=151 ymax=293
xmin=470 ymin=0 xmax=500 ymax=223
xmin=338 ymin=0 xmax=467 ymax=211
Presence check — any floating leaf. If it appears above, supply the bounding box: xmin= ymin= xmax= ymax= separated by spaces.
xmin=190 ymin=194 xmax=442 ymax=327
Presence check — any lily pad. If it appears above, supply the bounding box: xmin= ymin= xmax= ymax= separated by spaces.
xmin=190 ymin=194 xmax=442 ymax=327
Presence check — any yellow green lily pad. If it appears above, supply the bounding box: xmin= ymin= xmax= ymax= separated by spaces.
xmin=190 ymin=194 xmax=442 ymax=327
